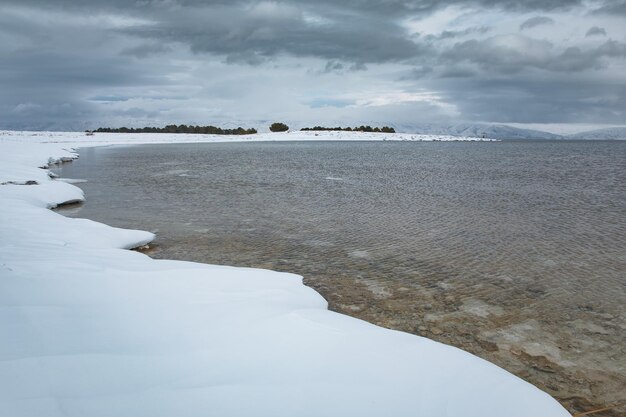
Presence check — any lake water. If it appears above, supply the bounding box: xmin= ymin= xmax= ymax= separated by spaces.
xmin=54 ymin=140 xmax=626 ymax=415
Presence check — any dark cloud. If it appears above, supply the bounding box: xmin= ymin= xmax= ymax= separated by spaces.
xmin=120 ymin=43 xmax=172 ymax=58
xmin=441 ymin=36 xmax=552 ymax=74
xmin=401 ymin=66 xmax=435 ymax=80
xmin=519 ymin=16 xmax=554 ymax=30
xmin=585 ymin=26 xmax=607 ymax=37
xmin=348 ymin=62 xmax=368 ymax=72
xmin=0 ymin=1 xmax=613 ymax=66
xmin=118 ymin=4 xmax=423 ymax=64
xmin=423 ymin=27 xmax=491 ymax=41
xmin=323 ymin=61 xmax=344 ymax=73
xmin=224 ymin=52 xmax=267 ymax=66
xmin=439 ymin=66 xmax=478 ymax=78
xmin=441 ymin=36 xmax=626 ymax=73
xmin=0 ymin=0 xmax=582 ymax=15
xmin=310 ymin=60 xmax=368 ymax=75
xmin=591 ymin=1 xmax=626 ymax=15
xmin=549 ymin=41 xmax=626 ymax=71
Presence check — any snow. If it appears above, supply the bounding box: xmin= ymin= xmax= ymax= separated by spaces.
xmin=0 ymin=129 xmax=494 ymax=147
xmin=391 ymin=122 xmax=626 ymax=139
xmin=394 ymin=123 xmax=563 ymax=140
xmin=505 ymin=123 xmax=625 ymax=135
xmin=567 ymin=126 xmax=626 ymax=140
xmin=0 ymin=130 xmax=570 ymax=417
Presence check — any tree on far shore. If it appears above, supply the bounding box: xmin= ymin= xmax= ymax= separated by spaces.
xmin=269 ymin=122 xmax=289 ymax=132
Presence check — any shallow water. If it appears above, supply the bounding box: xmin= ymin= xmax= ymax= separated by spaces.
xmin=54 ymin=140 xmax=626 ymax=415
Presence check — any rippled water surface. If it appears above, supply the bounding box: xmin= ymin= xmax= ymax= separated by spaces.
xmin=54 ymin=141 xmax=626 ymax=415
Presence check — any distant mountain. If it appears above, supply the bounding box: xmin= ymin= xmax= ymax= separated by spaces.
xmin=567 ymin=127 xmax=626 ymax=140
xmin=396 ymin=123 xmax=563 ymax=140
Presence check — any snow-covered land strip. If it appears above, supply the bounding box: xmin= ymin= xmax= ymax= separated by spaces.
xmin=0 ymin=129 xmax=494 ymax=146
xmin=0 ymin=134 xmax=569 ymax=417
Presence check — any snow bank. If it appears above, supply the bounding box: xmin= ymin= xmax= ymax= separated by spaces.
xmin=0 ymin=131 xmax=569 ymax=417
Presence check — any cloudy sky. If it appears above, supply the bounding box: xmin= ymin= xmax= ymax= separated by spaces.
xmin=1 ymin=0 xmax=625 ymax=132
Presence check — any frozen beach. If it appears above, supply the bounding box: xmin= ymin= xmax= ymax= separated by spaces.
xmin=0 ymin=131 xmax=569 ymax=417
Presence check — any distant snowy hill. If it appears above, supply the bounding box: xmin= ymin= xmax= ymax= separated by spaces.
xmin=567 ymin=127 xmax=626 ymax=140
xmin=396 ymin=123 xmax=626 ymax=140
xmin=395 ymin=123 xmax=563 ymax=140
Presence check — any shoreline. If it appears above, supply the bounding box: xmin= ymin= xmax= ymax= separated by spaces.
xmin=121 ymin=213 xmax=623 ymax=417
xmin=0 ymin=131 xmax=569 ymax=417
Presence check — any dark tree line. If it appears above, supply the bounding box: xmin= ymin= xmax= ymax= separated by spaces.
xmin=96 ymin=124 xmax=258 ymax=135
xmin=301 ymin=125 xmax=395 ymax=133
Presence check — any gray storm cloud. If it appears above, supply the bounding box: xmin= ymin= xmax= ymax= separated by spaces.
xmin=519 ymin=16 xmax=555 ymax=30
xmin=586 ymin=26 xmax=607 ymax=37
xmin=0 ymin=0 xmax=624 ymax=130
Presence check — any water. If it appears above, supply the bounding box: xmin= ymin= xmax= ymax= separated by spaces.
xmin=53 ymin=140 xmax=626 ymax=415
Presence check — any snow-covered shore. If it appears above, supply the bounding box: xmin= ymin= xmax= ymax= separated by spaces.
xmin=0 ymin=131 xmax=568 ymax=417
xmin=0 ymin=129 xmax=496 ymax=146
